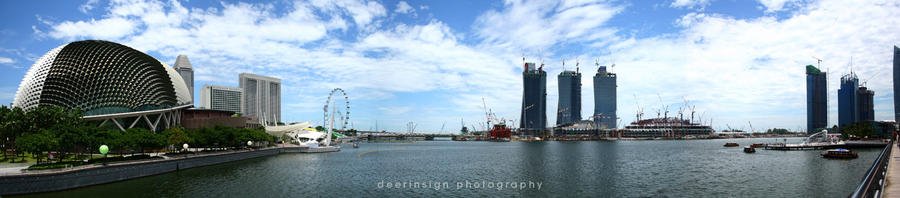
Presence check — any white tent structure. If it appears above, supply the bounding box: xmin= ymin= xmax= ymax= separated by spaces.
xmin=264 ymin=122 xmax=316 ymax=139
xmin=264 ymin=121 xmax=342 ymax=147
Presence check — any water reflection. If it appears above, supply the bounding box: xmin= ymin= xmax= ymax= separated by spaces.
xmin=12 ymin=138 xmax=880 ymax=198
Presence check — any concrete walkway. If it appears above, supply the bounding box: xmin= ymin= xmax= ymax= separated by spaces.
xmin=883 ymin=143 xmax=900 ymax=197
xmin=0 ymin=161 xmax=34 ymax=175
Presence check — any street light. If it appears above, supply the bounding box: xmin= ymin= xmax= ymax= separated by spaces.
xmin=247 ymin=141 xmax=253 ymax=149
xmin=99 ymin=145 xmax=109 ymax=166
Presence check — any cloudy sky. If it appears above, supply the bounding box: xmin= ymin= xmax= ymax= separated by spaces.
xmin=0 ymin=0 xmax=898 ymax=133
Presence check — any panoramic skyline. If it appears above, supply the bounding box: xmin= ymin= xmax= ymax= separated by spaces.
xmin=0 ymin=0 xmax=898 ymax=132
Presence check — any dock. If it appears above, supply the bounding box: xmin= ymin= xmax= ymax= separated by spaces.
xmin=279 ymin=144 xmax=341 ymax=153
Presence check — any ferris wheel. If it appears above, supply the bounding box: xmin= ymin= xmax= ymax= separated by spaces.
xmin=324 ymin=88 xmax=350 ymax=130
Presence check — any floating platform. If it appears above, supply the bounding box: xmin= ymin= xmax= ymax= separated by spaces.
xmin=300 ymin=146 xmax=341 ymax=153
xmin=279 ymin=145 xmax=341 ymax=153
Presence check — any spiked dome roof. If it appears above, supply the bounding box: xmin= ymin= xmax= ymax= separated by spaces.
xmin=12 ymin=40 xmax=192 ymax=116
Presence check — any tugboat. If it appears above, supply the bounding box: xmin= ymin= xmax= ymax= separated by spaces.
xmin=724 ymin=142 xmax=739 ymax=147
xmin=743 ymin=146 xmax=756 ymax=153
xmin=822 ymin=148 xmax=858 ymax=159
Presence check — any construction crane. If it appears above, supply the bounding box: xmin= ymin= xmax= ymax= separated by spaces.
xmin=482 ymin=97 xmax=491 ymax=137
xmin=812 ymin=56 xmax=822 ymax=69
xmin=658 ymin=94 xmax=669 ymax=119
xmin=575 ymin=57 xmax=580 ymax=73
xmin=539 ymin=49 xmax=545 ymax=70
xmin=633 ymin=94 xmax=643 ymax=121
xmin=860 ymin=69 xmax=884 ymax=87
xmin=748 ymin=121 xmax=754 ymax=133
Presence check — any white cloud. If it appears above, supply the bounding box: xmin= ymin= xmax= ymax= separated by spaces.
xmin=670 ymin=0 xmax=713 ymax=9
xmin=48 ymin=17 xmax=137 ymax=40
xmin=599 ymin=0 xmax=900 ymax=130
xmin=31 ymin=0 xmax=900 ymax=131
xmin=79 ymin=0 xmax=100 ymax=14
xmin=473 ymin=0 xmax=623 ymax=50
xmin=35 ymin=0 xmax=523 ymax=128
xmin=0 ymin=57 xmax=13 ymax=64
xmin=395 ymin=1 xmax=413 ymax=14
xmin=757 ymin=0 xmax=800 ymax=12
xmin=310 ymin=0 xmax=386 ymax=28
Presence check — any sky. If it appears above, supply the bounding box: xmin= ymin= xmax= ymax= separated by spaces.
xmin=0 ymin=0 xmax=898 ymax=133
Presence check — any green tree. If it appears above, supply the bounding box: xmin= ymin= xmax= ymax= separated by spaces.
xmin=56 ymin=124 xmax=82 ymax=162
xmin=163 ymin=127 xmax=192 ymax=152
xmin=1 ymin=107 xmax=26 ymax=148
xmin=77 ymin=125 xmax=105 ymax=159
xmin=841 ymin=122 xmax=875 ymax=139
xmin=125 ymin=128 xmax=166 ymax=155
xmin=315 ymin=126 xmax=326 ymax=132
xmin=15 ymin=130 xmax=58 ymax=164
xmin=93 ymin=128 xmax=125 ymax=156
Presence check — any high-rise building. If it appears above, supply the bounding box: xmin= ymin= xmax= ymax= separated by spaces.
xmin=556 ymin=70 xmax=581 ymax=126
xmin=806 ymin=65 xmax=827 ymax=133
xmin=593 ymin=66 xmax=617 ymax=129
xmin=857 ymin=86 xmax=875 ymax=122
xmin=838 ymin=73 xmax=859 ymax=128
xmin=173 ymin=55 xmax=194 ymax=99
xmin=239 ymin=73 xmax=281 ymax=124
xmin=893 ymin=46 xmax=900 ymax=123
xmin=199 ymin=85 xmax=243 ymax=114
xmin=520 ymin=62 xmax=547 ymax=136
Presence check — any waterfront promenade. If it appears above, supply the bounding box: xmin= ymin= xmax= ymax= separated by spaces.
xmin=0 ymin=144 xmax=318 ymax=195
xmin=883 ymin=143 xmax=900 ymax=197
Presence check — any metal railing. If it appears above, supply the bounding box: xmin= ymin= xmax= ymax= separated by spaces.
xmin=850 ymin=139 xmax=894 ymax=198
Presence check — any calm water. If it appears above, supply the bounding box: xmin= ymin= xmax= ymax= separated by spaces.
xmin=15 ymin=138 xmax=880 ymax=197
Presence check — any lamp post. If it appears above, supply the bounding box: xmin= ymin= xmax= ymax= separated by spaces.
xmin=182 ymin=143 xmax=189 ymax=158
xmin=247 ymin=141 xmax=253 ymax=150
xmin=99 ymin=145 xmax=109 ymax=166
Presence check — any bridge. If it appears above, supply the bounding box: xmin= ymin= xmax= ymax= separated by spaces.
xmin=355 ymin=131 xmax=471 ymax=141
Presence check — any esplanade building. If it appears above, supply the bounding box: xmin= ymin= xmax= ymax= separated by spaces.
xmin=12 ymin=40 xmax=193 ymax=131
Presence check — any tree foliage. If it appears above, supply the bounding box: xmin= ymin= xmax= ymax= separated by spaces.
xmin=841 ymin=122 xmax=875 ymax=139
xmin=2 ymin=105 xmax=278 ymax=165
xmin=765 ymin=128 xmax=792 ymax=134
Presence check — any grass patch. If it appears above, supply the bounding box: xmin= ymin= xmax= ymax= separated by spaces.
xmin=27 ymin=161 xmax=84 ymax=170
xmin=26 ymin=155 xmax=163 ymax=170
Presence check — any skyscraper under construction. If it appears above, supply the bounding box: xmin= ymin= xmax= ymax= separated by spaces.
xmin=838 ymin=73 xmax=859 ymax=128
xmin=521 ymin=62 xmax=547 ymax=136
xmin=857 ymin=86 xmax=875 ymax=122
xmin=806 ymin=65 xmax=827 ymax=133
xmin=557 ymin=69 xmax=581 ymax=126
xmin=593 ymin=65 xmax=616 ymax=129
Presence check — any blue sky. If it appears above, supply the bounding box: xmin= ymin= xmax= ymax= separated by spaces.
xmin=0 ymin=0 xmax=898 ymax=133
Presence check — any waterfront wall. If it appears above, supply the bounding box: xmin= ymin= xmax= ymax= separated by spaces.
xmin=0 ymin=148 xmax=284 ymax=195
